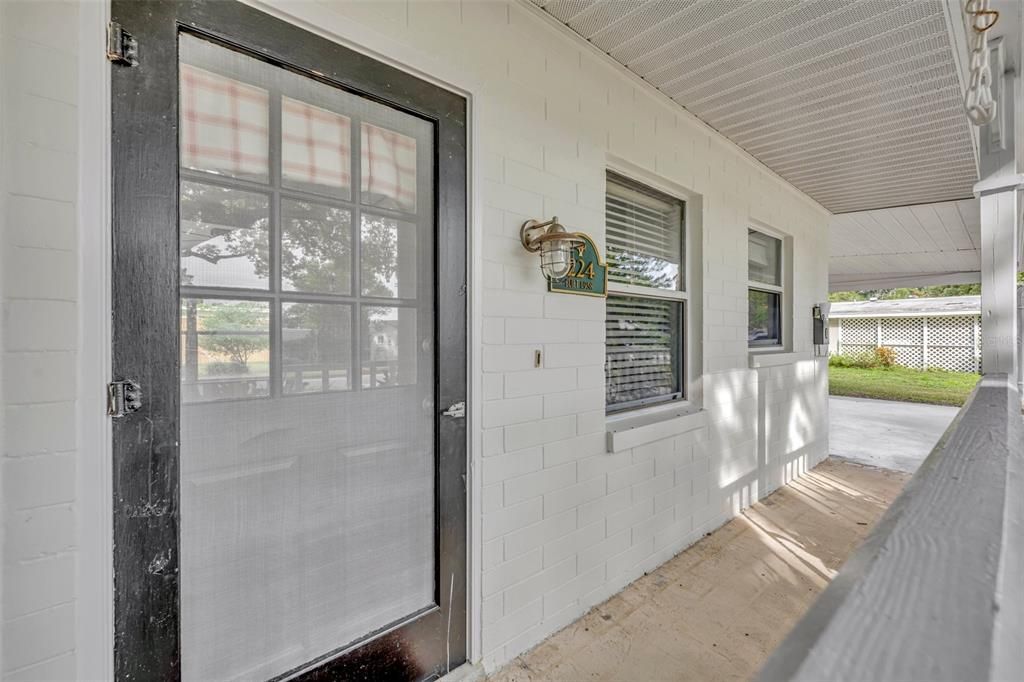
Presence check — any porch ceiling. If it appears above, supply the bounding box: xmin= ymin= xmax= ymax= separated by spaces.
xmin=828 ymin=198 xmax=981 ymax=291
xmin=530 ymin=0 xmax=977 ymax=214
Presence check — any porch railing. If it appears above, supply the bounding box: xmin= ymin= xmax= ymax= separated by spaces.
xmin=757 ymin=373 xmax=1024 ymax=682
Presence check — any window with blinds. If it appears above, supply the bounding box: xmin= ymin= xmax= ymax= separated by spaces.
xmin=605 ymin=172 xmax=686 ymax=411
xmin=606 ymin=175 xmax=683 ymax=290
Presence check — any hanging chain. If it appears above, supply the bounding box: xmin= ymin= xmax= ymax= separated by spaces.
xmin=964 ymin=0 xmax=1000 ymax=126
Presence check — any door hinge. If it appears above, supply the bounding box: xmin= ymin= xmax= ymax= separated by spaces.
xmin=107 ymin=380 xmax=142 ymax=418
xmin=107 ymin=21 xmax=138 ymax=66
xmin=441 ymin=401 xmax=466 ymax=419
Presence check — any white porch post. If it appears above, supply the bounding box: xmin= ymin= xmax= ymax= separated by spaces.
xmin=977 ymin=185 xmax=1020 ymax=375
xmin=974 ymin=30 xmax=1022 ymax=377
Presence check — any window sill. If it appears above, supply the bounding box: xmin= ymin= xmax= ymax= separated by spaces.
xmin=606 ymin=405 xmax=707 ymax=453
xmin=748 ymin=350 xmax=810 ymax=368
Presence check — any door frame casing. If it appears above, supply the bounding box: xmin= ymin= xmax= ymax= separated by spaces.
xmin=108 ymin=1 xmax=471 ymax=678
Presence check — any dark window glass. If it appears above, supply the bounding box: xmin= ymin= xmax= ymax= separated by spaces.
xmin=748 ymin=289 xmax=781 ymax=346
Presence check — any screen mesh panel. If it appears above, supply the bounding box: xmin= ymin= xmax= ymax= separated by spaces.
xmin=178 ymin=34 xmax=436 ymax=681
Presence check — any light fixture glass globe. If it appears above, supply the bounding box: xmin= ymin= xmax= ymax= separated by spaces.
xmin=540 ymin=239 xmax=572 ymax=279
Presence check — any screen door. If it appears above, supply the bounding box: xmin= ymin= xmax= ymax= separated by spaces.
xmin=110 ymin=3 xmax=467 ymax=680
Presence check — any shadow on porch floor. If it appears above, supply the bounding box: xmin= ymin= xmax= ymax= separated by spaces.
xmin=487 ymin=457 xmax=909 ymax=682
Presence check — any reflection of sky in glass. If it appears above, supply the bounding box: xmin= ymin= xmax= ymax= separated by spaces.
xmin=181 ymin=231 xmax=266 ymax=289
xmin=609 ymin=249 xmax=679 ymax=289
xmin=179 ymin=181 xmax=269 ymax=289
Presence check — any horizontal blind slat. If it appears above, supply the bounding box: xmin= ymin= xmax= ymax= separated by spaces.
xmin=605 ymin=176 xmax=683 ymax=290
xmin=605 ymin=293 xmax=681 ymax=408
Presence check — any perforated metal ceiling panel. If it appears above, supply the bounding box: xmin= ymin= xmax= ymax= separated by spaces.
xmin=532 ymin=0 xmax=977 ymax=214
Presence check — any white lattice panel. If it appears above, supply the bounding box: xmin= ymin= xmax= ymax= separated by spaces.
xmin=840 ymin=318 xmax=876 ymax=345
xmin=836 ymin=315 xmax=980 ymax=373
xmin=927 ymin=315 xmax=977 ymax=347
xmin=892 ymin=346 xmax=924 ymax=369
xmin=881 ymin=317 xmax=923 ymax=346
xmin=928 ymin=346 xmax=977 ymax=373
xmin=842 ymin=344 xmax=876 ymax=358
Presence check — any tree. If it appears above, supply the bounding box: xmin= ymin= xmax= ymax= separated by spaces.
xmin=829 ymin=281 xmax=992 ymax=302
xmin=200 ymin=301 xmax=268 ymax=370
xmin=182 ymin=186 xmax=404 ymax=299
xmin=181 ymin=184 xmax=416 ymax=388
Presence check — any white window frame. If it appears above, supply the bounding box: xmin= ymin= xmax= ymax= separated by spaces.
xmin=604 ymin=166 xmax=696 ymax=414
xmin=747 ymin=224 xmax=791 ymax=352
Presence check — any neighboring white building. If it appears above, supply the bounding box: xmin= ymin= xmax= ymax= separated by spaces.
xmin=829 ymin=296 xmax=982 ymax=373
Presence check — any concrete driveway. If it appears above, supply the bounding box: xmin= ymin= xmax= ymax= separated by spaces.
xmin=829 ymin=396 xmax=959 ymax=473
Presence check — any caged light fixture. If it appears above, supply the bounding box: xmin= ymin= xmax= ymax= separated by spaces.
xmin=520 ymin=217 xmax=585 ymax=280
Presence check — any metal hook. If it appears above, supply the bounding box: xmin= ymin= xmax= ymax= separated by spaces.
xmin=965 ymin=0 xmax=999 ymax=32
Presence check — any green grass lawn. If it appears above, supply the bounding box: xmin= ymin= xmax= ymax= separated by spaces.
xmin=829 ymin=365 xmax=980 ymax=407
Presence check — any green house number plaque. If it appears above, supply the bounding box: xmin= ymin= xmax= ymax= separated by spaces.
xmin=549 ymin=233 xmax=607 ymax=298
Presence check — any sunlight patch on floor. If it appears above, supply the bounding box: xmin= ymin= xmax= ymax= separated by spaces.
xmin=487 ymin=458 xmax=909 ymax=682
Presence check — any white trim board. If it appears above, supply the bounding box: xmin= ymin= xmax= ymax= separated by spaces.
xmin=831 ymin=311 xmax=981 ymax=319
xmin=76 ymin=2 xmax=113 ymax=679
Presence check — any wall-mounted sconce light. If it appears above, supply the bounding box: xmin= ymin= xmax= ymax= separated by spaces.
xmin=520 ymin=217 xmax=584 ymax=280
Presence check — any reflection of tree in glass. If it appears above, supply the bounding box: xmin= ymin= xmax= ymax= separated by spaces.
xmin=282 ymin=303 xmax=351 ymax=366
xmin=748 ymin=290 xmax=774 ymax=341
xmin=282 ymin=202 xmax=352 ymax=293
xmin=609 ymin=248 xmax=678 ymax=289
xmin=181 ymin=184 xmax=406 ymax=301
xmin=360 ymin=215 xmax=402 ymax=298
xmin=179 ymin=182 xmax=268 ymax=285
xmin=200 ymin=301 xmax=268 ymax=370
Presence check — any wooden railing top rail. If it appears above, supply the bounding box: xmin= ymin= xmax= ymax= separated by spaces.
xmin=758 ymin=373 xmax=1024 ymax=682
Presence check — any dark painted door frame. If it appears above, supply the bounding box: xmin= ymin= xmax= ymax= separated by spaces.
xmin=110 ymin=2 xmax=468 ymax=679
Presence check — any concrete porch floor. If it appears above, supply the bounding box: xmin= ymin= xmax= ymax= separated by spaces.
xmin=488 ymin=458 xmax=909 ymax=682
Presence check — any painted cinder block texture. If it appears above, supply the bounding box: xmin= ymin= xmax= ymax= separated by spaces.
xmin=279 ymin=1 xmax=830 ymax=671
xmin=0 ymin=1 xmax=830 ymax=678
xmin=1 ymin=1 xmax=81 ymax=679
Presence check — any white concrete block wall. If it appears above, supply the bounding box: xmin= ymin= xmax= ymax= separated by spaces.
xmin=0 ymin=0 xmax=831 ymax=677
xmin=266 ymin=1 xmax=831 ymax=670
xmin=1 ymin=2 xmax=81 ymax=679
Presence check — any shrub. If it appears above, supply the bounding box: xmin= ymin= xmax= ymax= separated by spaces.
xmin=829 ymin=351 xmax=877 ymax=368
xmin=874 ymin=346 xmax=897 ymax=368
xmin=206 ymin=361 xmax=249 ymax=376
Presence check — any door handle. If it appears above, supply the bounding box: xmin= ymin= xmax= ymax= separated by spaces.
xmin=441 ymin=401 xmax=466 ymax=419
